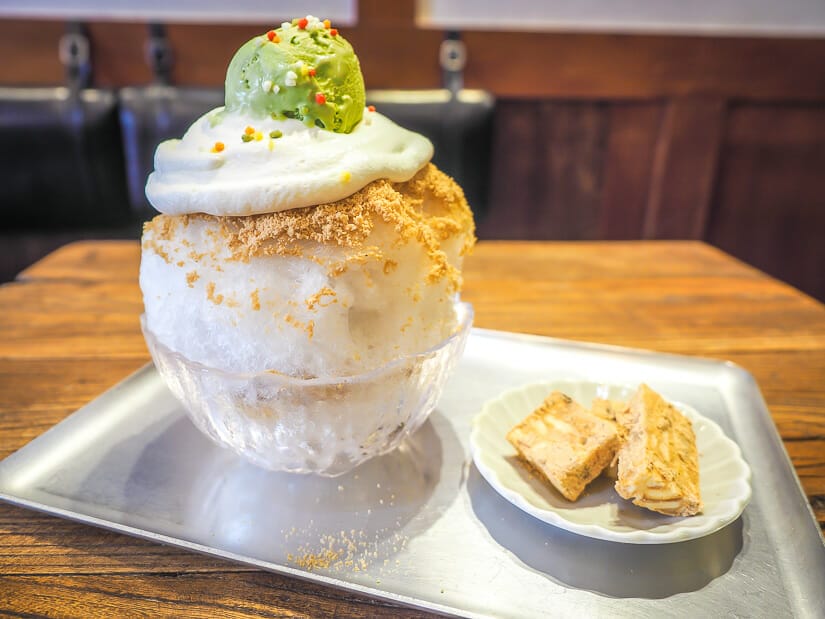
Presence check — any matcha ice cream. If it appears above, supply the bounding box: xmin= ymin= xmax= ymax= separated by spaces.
xmin=225 ymin=16 xmax=365 ymax=133
xmin=146 ymin=17 xmax=429 ymax=217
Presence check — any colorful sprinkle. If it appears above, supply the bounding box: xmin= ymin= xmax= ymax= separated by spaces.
xmin=262 ymin=79 xmax=273 ymax=92
xmin=211 ymin=141 xmax=224 ymax=153
xmin=323 ymin=19 xmax=331 ymax=29
xmin=268 ymin=139 xmax=275 ymax=151
xmin=254 ymin=131 xmax=263 ymax=141
xmin=266 ymin=30 xmax=279 ymax=42
xmin=285 ymin=71 xmax=297 ymax=87
xmin=308 ymin=68 xmax=317 ymax=77
xmin=269 ymin=130 xmax=283 ymax=138
xmin=315 ymin=93 xmax=326 ymax=105
xmin=298 ymin=17 xmax=308 ymax=29
xmin=340 ymin=171 xmax=351 ymax=183
xmin=368 ymin=105 xmax=376 ymax=112
xmin=329 ymin=28 xmax=338 ymax=37
xmin=244 ymin=126 xmax=255 ymax=135
xmin=241 ymin=134 xmax=253 ymax=143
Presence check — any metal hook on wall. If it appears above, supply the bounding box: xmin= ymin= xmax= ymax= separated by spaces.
xmin=145 ymin=23 xmax=174 ymax=85
xmin=59 ymin=22 xmax=91 ymax=92
xmin=440 ymin=30 xmax=466 ymax=96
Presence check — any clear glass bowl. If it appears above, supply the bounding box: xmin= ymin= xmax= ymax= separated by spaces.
xmin=141 ymin=302 xmax=473 ymax=476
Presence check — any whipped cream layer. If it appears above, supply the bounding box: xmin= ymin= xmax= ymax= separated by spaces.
xmin=145 ymin=108 xmax=433 ymax=216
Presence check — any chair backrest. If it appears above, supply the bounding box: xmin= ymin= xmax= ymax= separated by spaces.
xmin=119 ymin=86 xmax=495 ymax=218
xmin=367 ymin=89 xmax=495 ymax=218
xmin=0 ymin=86 xmax=130 ymax=229
xmin=119 ymin=85 xmax=223 ymax=217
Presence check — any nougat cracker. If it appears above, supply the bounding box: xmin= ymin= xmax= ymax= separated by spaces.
xmin=507 ymin=392 xmax=620 ymax=501
xmin=614 ymin=384 xmax=702 ymax=516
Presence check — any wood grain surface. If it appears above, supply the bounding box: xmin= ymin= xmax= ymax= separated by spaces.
xmin=1 ymin=240 xmax=823 ymax=616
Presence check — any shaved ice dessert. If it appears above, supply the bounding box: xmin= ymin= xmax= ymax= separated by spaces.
xmin=140 ymin=16 xmax=475 ymax=475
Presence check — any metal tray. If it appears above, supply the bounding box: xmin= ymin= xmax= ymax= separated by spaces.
xmin=1 ymin=329 xmax=824 ymax=618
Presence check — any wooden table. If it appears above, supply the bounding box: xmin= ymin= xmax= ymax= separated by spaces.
xmin=1 ymin=240 xmax=823 ymax=616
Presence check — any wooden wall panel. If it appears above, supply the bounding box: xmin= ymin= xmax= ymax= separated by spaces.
xmin=599 ymin=102 xmax=663 ymax=239
xmin=481 ymin=98 xmax=825 ymax=302
xmin=482 ymin=100 xmax=665 ymax=242
xmin=707 ymin=104 xmax=825 ymax=302
xmin=480 ymin=102 xmax=538 ymax=239
xmin=643 ymin=98 xmax=725 ymax=239
xmin=462 ymin=32 xmax=825 ymax=101
xmin=535 ymin=102 xmax=608 ymax=240
xmin=481 ymin=102 xmax=609 ymax=240
xmin=87 ymin=23 xmax=153 ymax=86
xmin=0 ymin=4 xmax=442 ymax=91
xmin=0 ymin=20 xmax=64 ymax=85
xmin=3 ymin=7 xmax=825 ymax=100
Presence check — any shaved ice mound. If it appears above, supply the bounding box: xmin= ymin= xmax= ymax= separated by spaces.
xmin=139 ymin=20 xmax=476 ymax=474
xmin=141 ymin=164 xmax=474 ymax=377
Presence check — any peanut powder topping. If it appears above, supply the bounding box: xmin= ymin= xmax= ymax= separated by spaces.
xmin=143 ymin=164 xmax=475 ymax=292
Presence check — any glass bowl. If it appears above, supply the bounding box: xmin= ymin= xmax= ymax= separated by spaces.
xmin=141 ymin=301 xmax=473 ymax=476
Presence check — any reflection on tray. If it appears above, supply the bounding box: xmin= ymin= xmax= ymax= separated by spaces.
xmin=467 ymin=464 xmax=744 ymax=599
xmin=111 ymin=407 xmax=464 ymax=575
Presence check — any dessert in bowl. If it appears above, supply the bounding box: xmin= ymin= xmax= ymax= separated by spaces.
xmin=140 ymin=16 xmax=475 ymax=475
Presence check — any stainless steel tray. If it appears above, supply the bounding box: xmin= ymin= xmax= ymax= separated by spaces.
xmin=1 ymin=328 xmax=824 ymax=618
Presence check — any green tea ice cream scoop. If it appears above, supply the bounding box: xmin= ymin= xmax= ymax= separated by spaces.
xmin=224 ymin=16 xmax=366 ymax=133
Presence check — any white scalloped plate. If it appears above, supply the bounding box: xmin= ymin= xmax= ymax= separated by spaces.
xmin=470 ymin=380 xmax=752 ymax=544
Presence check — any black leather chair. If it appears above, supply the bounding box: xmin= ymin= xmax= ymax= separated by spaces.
xmin=119 ymin=85 xmax=223 ymax=217
xmin=0 ymin=86 xmax=130 ymax=228
xmin=0 ymin=86 xmax=135 ymax=282
xmin=366 ymin=89 xmax=495 ymax=218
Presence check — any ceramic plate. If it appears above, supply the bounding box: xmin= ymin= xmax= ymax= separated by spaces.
xmin=470 ymin=380 xmax=752 ymax=544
